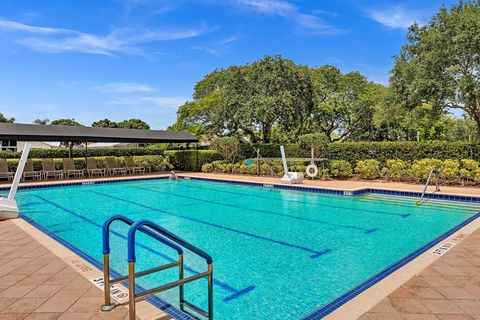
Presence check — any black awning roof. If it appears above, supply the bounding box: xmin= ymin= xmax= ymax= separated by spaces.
xmin=0 ymin=123 xmax=198 ymax=143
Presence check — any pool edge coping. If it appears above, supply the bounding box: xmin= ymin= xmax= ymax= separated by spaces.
xmin=9 ymin=173 xmax=480 ymax=320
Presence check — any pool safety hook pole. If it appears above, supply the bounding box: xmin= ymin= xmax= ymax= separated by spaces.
xmin=8 ymin=143 xmax=31 ymax=200
xmin=280 ymin=145 xmax=289 ymax=179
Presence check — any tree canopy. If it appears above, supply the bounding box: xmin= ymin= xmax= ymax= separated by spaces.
xmin=171 ymin=55 xmax=390 ymax=143
xmin=50 ymin=118 xmax=82 ymax=126
xmin=92 ymin=118 xmax=150 ymax=130
xmin=390 ymin=0 xmax=480 ymax=141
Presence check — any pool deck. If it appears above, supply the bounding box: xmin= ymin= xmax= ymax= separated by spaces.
xmin=1 ymin=172 xmax=479 ymax=320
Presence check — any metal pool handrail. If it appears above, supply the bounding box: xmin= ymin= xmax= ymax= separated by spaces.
xmin=418 ymin=168 xmax=440 ymax=204
xmin=100 ymin=215 xmax=184 ymax=315
xmin=100 ymin=215 xmax=213 ymax=320
xmin=127 ymin=219 xmax=213 ymax=320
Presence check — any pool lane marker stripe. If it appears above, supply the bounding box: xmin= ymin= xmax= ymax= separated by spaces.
xmin=303 ymin=212 xmax=480 ymax=320
xmin=171 ymin=182 xmax=410 ymax=218
xmin=90 ymin=190 xmax=332 ymax=259
xmin=133 ymin=186 xmax=377 ymax=234
xmin=32 ymin=195 xmax=255 ymax=303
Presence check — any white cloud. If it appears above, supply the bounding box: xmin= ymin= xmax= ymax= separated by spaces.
xmin=367 ymin=5 xmax=422 ymax=29
xmin=0 ymin=18 xmax=211 ymax=56
xmin=94 ymin=82 xmax=155 ymax=93
xmin=111 ymin=96 xmax=188 ymax=109
xmin=232 ymin=0 xmax=340 ymax=34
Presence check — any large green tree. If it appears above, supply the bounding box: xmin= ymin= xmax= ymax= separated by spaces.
xmin=92 ymin=119 xmax=118 ymax=128
xmin=171 ymin=55 xmax=313 ymax=143
xmin=308 ymin=66 xmax=385 ymax=141
xmin=117 ymin=119 xmax=150 ymax=130
xmin=390 ymin=0 xmax=480 ymax=141
xmin=50 ymin=118 xmax=82 ymax=126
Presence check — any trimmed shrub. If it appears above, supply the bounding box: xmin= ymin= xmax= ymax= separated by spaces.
xmin=239 ymin=141 xmax=480 ymax=165
xmin=165 ymin=150 xmax=220 ymax=171
xmin=382 ymin=159 xmax=409 ymax=181
xmin=0 ymin=147 xmax=165 ymax=159
xmin=201 ymin=163 xmax=214 ymax=173
xmin=355 ymin=160 xmax=381 ymax=179
xmin=459 ymin=159 xmax=479 ymax=181
xmin=441 ymin=159 xmax=460 ymax=182
xmin=411 ymin=158 xmax=443 ymax=183
xmin=329 ymin=160 xmax=352 ymax=179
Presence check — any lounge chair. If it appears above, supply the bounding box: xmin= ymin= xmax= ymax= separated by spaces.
xmin=0 ymin=159 xmax=14 ymax=181
xmin=106 ymin=157 xmax=127 ymax=176
xmin=42 ymin=159 xmax=64 ymax=180
xmin=23 ymin=160 xmax=42 ymax=180
xmin=63 ymin=158 xmax=84 ymax=178
xmin=125 ymin=157 xmax=145 ymax=175
xmin=87 ymin=158 xmax=106 ymax=177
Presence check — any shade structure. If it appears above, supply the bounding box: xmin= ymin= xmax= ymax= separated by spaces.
xmin=0 ymin=123 xmax=198 ymax=143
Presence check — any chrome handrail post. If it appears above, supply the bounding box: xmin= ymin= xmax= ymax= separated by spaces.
xmin=208 ymin=263 xmax=213 ymax=320
xmin=128 ymin=262 xmax=136 ymax=320
xmin=179 ymin=253 xmax=185 ymax=311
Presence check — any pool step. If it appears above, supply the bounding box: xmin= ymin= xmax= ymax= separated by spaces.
xmin=358 ymin=194 xmax=480 ymax=212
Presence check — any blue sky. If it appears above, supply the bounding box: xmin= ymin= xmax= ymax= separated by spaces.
xmin=0 ymin=0 xmax=457 ymax=129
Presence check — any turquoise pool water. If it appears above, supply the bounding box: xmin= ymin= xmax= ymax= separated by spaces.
xmin=15 ymin=178 xmax=479 ymax=319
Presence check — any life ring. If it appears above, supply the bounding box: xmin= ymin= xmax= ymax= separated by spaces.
xmin=306 ymin=164 xmax=318 ymax=178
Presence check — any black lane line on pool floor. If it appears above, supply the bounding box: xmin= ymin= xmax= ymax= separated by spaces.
xmin=32 ymin=195 xmax=256 ymax=303
xmin=133 ymin=186 xmax=377 ymax=234
xmin=90 ymin=191 xmax=332 ymax=259
xmin=169 ymin=182 xmax=410 ymax=218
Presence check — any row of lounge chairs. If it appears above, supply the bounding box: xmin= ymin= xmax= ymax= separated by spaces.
xmin=0 ymin=157 xmax=145 ymax=181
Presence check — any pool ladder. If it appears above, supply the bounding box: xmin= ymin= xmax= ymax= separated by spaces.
xmin=418 ymin=168 xmax=440 ymax=205
xmin=100 ymin=215 xmax=213 ymax=320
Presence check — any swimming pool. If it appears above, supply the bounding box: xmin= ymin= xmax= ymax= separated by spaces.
xmin=14 ymin=177 xmax=480 ymax=319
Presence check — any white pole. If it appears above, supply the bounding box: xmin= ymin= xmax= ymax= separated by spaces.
xmin=8 ymin=143 xmax=31 ymax=200
xmin=280 ymin=145 xmax=289 ymax=178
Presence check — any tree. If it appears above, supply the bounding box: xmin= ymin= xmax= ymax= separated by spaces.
xmin=390 ymin=1 xmax=480 ymax=141
xmin=210 ymin=136 xmax=241 ymax=163
xmin=49 ymin=119 xmax=83 ymax=154
xmin=298 ymin=132 xmax=329 ymax=158
xmin=92 ymin=119 xmax=118 ymax=128
xmin=170 ymin=55 xmax=313 ymax=143
xmin=34 ymin=119 xmax=50 ymax=125
xmin=308 ymin=66 xmax=384 ymax=141
xmin=245 ymin=55 xmax=313 ymax=142
xmin=50 ymin=118 xmax=82 ymax=126
xmin=117 ymin=119 xmax=150 ymax=130
xmin=0 ymin=112 xmax=14 ymax=123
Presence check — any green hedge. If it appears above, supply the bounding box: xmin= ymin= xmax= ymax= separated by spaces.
xmin=165 ymin=150 xmax=220 ymax=171
xmin=5 ymin=155 xmax=172 ymax=173
xmin=0 ymin=147 xmax=165 ymax=159
xmin=240 ymin=141 xmax=480 ymax=165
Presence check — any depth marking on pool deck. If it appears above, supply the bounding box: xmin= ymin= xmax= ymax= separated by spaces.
xmin=91 ymin=190 xmax=332 ymax=259
xmin=32 ymin=195 xmax=256 ymax=302
xmin=132 ymin=185 xmax=377 ymax=234
xmin=168 ymin=181 xmax=410 ymax=218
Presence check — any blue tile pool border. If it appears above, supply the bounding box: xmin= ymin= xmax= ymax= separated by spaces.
xmin=3 ymin=174 xmax=480 ymax=203
xmin=19 ymin=213 xmax=195 ymax=320
xmin=9 ymin=174 xmax=480 ymax=319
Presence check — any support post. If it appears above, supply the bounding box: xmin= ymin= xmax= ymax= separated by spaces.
xmin=8 ymin=143 xmax=31 ymax=200
xmin=196 ymin=142 xmax=199 ymax=171
xmin=280 ymin=145 xmax=289 ymax=179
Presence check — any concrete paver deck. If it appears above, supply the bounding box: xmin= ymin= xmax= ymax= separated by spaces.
xmin=362 ymin=230 xmax=480 ymax=320
xmin=0 ymin=220 xmax=131 ymax=320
